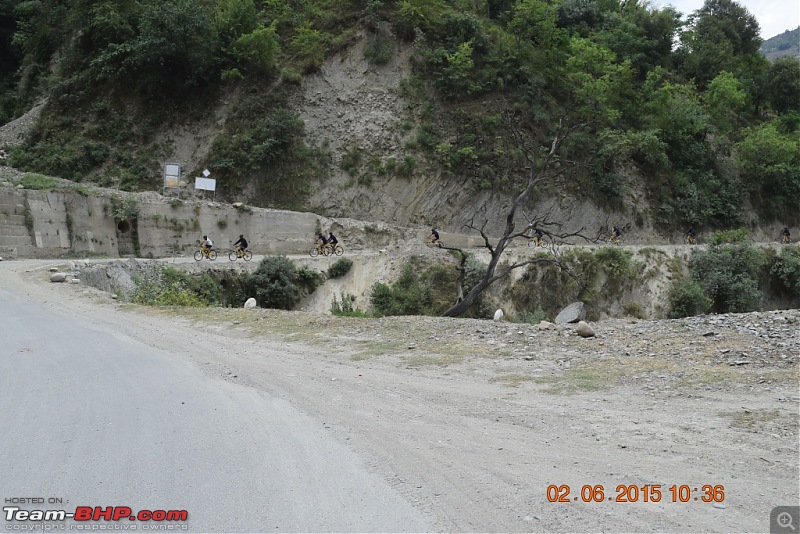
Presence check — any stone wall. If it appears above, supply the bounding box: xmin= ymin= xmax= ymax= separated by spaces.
xmin=0 ymin=188 xmax=118 ymax=258
xmin=2 ymin=186 xmax=484 ymax=259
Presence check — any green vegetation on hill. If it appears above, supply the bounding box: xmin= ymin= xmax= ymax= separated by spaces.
xmin=0 ymin=0 xmax=797 ymax=227
xmin=760 ymin=27 xmax=800 ymax=61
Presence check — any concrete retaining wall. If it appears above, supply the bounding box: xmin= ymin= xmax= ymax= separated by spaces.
xmin=3 ymin=186 xmax=484 ymax=259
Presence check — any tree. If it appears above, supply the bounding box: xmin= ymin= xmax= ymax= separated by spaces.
xmin=676 ymin=0 xmax=761 ymax=88
xmin=704 ymin=70 xmax=746 ymax=133
xmin=441 ymin=114 xmax=584 ymax=317
xmin=764 ymin=56 xmax=800 ymax=114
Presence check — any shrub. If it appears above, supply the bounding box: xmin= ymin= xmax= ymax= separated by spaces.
xmin=111 ymin=195 xmax=141 ymax=220
xmin=371 ymin=263 xmax=427 ymax=316
xmin=594 ymin=247 xmax=635 ymax=279
xmin=131 ymin=266 xmax=214 ymax=307
xmin=328 ymin=258 xmax=353 ymax=278
xmin=281 ymin=68 xmax=302 ymax=85
xmin=514 ymin=308 xmax=548 ymax=323
xmin=364 ymin=24 xmax=394 ymax=65
xmin=622 ymin=302 xmax=646 ymax=319
xmin=689 ymin=244 xmax=765 ymax=313
xmin=331 ymin=293 xmax=369 ymax=316
xmin=238 ymin=256 xmax=319 ymax=310
xmin=20 ymin=174 xmax=58 ymax=190
xmin=709 ymin=228 xmax=749 ymax=246
xmin=398 ymin=155 xmax=416 ymax=177
xmin=668 ymin=279 xmax=712 ymax=318
xmin=341 ymin=145 xmax=361 ymax=175
xmin=770 ymin=245 xmax=800 ymax=298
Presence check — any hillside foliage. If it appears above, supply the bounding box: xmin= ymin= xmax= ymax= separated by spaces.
xmin=0 ymin=0 xmax=797 ymax=226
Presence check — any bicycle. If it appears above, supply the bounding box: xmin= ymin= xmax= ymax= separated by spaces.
xmin=527 ymin=236 xmax=546 ymax=248
xmin=309 ymin=243 xmax=326 ymax=257
xmin=228 ymin=246 xmax=253 ymax=261
xmin=426 ymin=237 xmax=443 ymax=248
xmin=194 ymin=247 xmax=217 ymax=261
xmin=781 ymin=234 xmax=791 ymax=244
xmin=609 ymin=234 xmax=622 ymax=245
xmin=684 ymin=234 xmax=697 ymax=245
xmin=324 ymin=243 xmax=344 ymax=256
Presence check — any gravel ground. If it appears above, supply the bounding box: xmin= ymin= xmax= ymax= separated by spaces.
xmin=3 ymin=259 xmax=799 ymax=533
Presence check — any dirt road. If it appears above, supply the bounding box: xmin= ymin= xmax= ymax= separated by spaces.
xmin=1 ymin=259 xmax=798 ymax=533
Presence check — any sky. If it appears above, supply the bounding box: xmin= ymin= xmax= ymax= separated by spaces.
xmin=654 ymin=0 xmax=800 ymax=39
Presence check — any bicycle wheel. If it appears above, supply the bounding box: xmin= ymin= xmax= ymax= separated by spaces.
xmin=228 ymin=251 xmax=238 ymax=261
xmin=243 ymin=250 xmax=253 ymax=261
xmin=333 ymin=245 xmax=344 ymax=256
xmin=208 ymin=250 xmax=217 ymax=260
xmin=194 ymin=250 xmax=203 ymax=261
xmin=310 ymin=247 xmax=320 ymax=258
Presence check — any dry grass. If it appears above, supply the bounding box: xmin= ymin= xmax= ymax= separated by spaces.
xmin=402 ymin=354 xmax=463 ymax=367
xmin=490 ymin=373 xmax=534 ymax=388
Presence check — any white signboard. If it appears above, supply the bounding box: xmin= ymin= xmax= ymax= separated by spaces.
xmin=195 ymin=177 xmax=216 ymax=191
xmin=164 ymin=163 xmax=181 ymax=188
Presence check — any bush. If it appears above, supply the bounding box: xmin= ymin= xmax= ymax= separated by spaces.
xmin=623 ymin=302 xmax=646 ymax=319
xmin=364 ymin=24 xmax=394 ymax=65
xmin=20 ymin=174 xmax=58 ymax=190
xmin=328 ymin=258 xmax=353 ymax=278
xmin=111 ymin=195 xmax=141 ymax=220
xmin=594 ymin=247 xmax=635 ymax=279
xmin=770 ymin=245 xmax=800 ymax=297
xmin=370 ymin=259 xmax=455 ymax=316
xmin=668 ymin=279 xmax=712 ymax=318
xmin=689 ymin=244 xmax=765 ymax=313
xmin=709 ymin=228 xmax=749 ymax=246
xmin=238 ymin=256 xmax=319 ymax=310
xmin=331 ymin=293 xmax=369 ymax=316
xmin=513 ymin=308 xmax=548 ymax=323
xmin=131 ymin=266 xmax=215 ymax=307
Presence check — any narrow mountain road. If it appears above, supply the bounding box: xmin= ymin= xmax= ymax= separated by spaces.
xmin=0 ymin=267 xmax=428 ymax=533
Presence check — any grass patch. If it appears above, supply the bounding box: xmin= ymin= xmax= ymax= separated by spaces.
xmin=490 ymin=373 xmax=534 ymax=387
xmin=403 ymin=354 xmax=463 ymax=367
xmin=21 ymin=174 xmax=58 ymax=190
xmin=352 ymin=339 xmax=405 ymax=359
xmin=720 ymin=408 xmax=780 ymax=430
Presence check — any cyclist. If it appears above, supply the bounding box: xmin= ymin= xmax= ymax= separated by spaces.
xmin=782 ymin=227 xmax=791 ymax=243
xmin=316 ymin=233 xmax=328 ymax=251
xmin=611 ymin=226 xmax=622 ymax=243
xmin=327 ymin=232 xmax=338 ymax=246
xmin=686 ymin=225 xmax=697 ymax=243
xmin=233 ymin=234 xmax=248 ymax=254
xmin=527 ymin=226 xmax=544 ymax=246
xmin=200 ymin=235 xmax=213 ymax=255
xmin=429 ymin=228 xmax=440 ymax=244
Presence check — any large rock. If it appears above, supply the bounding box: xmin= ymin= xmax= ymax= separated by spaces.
xmin=575 ymin=321 xmax=596 ymax=338
xmin=50 ymin=272 xmax=67 ymax=283
xmin=555 ymin=301 xmax=585 ymax=324
xmin=243 ymin=298 xmax=257 ymax=309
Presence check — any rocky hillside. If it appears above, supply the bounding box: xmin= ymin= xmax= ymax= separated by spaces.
xmin=0 ymin=0 xmax=797 ymax=240
xmin=761 ymin=27 xmax=800 ymax=60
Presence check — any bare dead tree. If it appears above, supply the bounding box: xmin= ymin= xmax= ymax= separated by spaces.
xmin=441 ymin=115 xmax=588 ymax=317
